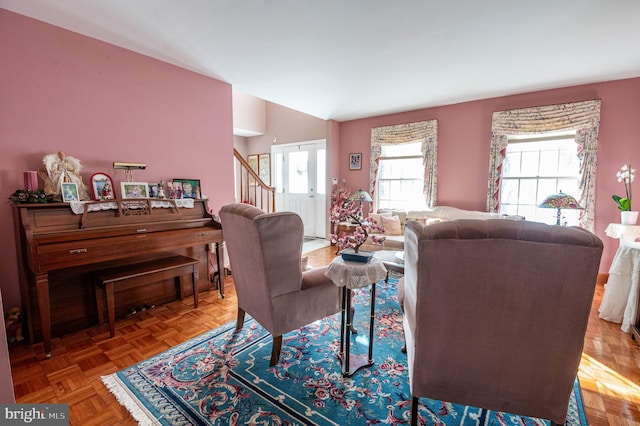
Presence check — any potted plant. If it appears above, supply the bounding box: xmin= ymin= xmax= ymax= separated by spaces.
xmin=329 ymin=187 xmax=385 ymax=261
xmin=613 ymin=162 xmax=637 ymax=224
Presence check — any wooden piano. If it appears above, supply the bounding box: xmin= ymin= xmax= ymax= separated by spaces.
xmin=12 ymin=198 xmax=224 ymax=357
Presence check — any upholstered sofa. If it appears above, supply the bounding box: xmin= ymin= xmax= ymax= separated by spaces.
xmin=361 ymin=206 xmax=524 ymax=251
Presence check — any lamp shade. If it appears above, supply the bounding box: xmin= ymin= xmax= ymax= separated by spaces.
xmin=538 ymin=191 xmax=582 ymax=225
xmin=352 ymin=189 xmax=373 ymax=203
xmin=538 ymin=192 xmax=582 ymax=210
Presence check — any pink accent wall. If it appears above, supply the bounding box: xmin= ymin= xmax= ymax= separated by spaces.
xmin=339 ymin=78 xmax=640 ymax=273
xmin=0 ymin=10 xmax=235 ymax=307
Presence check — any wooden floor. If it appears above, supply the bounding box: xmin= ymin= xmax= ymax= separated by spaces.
xmin=8 ymin=245 xmax=640 ymax=425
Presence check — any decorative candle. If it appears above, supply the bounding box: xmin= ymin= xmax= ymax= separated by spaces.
xmin=24 ymin=171 xmax=38 ymax=191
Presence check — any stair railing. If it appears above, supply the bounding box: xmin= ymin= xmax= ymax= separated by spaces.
xmin=233 ymin=148 xmax=276 ymax=213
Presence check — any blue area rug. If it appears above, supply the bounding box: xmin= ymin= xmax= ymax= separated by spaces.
xmin=102 ymin=276 xmax=588 ymax=425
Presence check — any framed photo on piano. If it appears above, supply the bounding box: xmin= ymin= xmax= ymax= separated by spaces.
xmin=172 ymin=178 xmax=201 ymax=199
xmin=90 ymin=172 xmax=114 ymax=200
xmin=61 ymin=182 xmax=79 ymax=202
xmin=121 ymin=182 xmax=149 ymax=199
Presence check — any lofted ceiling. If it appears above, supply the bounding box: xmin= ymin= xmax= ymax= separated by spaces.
xmin=2 ymin=0 xmax=640 ymax=121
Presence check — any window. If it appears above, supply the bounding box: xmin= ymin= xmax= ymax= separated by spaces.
xmin=274 ymin=152 xmax=283 ymax=193
xmin=287 ymin=151 xmax=308 ymax=194
xmin=317 ymin=148 xmax=326 ymax=195
xmin=376 ymin=142 xmax=427 ymax=211
xmin=499 ymin=131 xmax=580 ymax=225
xmin=371 ymin=119 xmax=437 ymax=211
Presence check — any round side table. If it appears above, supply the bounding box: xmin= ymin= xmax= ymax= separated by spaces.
xmin=325 ymin=256 xmax=387 ymax=376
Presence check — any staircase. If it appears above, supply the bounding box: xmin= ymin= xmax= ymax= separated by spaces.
xmin=233 ymin=148 xmax=276 ymax=213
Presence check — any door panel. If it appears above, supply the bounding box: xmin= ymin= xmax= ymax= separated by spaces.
xmin=273 ymin=141 xmax=326 ymax=238
xmin=284 ymin=146 xmax=314 ymax=236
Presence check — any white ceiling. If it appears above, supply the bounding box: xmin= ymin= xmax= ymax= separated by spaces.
xmin=2 ymin=0 xmax=640 ymax=121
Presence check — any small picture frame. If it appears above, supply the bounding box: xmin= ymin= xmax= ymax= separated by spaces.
xmin=172 ymin=178 xmax=201 ymax=199
xmin=349 ymin=153 xmax=362 ymax=170
xmin=248 ymin=154 xmax=259 ymax=185
xmin=61 ymin=182 xmax=79 ymax=202
xmin=90 ymin=172 xmax=115 ymax=201
xmin=120 ymin=182 xmax=149 ymax=199
xmin=259 ymin=153 xmax=271 ymax=185
xmin=148 ymin=182 xmax=160 ymax=198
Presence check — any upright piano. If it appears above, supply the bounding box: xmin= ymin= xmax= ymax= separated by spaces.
xmin=12 ymin=198 xmax=224 ymax=357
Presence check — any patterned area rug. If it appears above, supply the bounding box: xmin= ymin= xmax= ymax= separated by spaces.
xmin=102 ymin=276 xmax=588 ymax=425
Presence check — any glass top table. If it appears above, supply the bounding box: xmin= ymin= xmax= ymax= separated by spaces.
xmin=374 ymin=250 xmax=405 ymax=280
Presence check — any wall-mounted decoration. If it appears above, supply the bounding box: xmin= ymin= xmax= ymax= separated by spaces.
xmin=349 ymin=153 xmax=362 ymax=170
xmin=259 ymin=153 xmax=271 ymax=185
xmin=121 ymin=182 xmax=149 ymax=199
xmin=248 ymin=154 xmax=259 ymax=185
xmin=90 ymin=172 xmax=115 ymax=200
xmin=61 ymin=182 xmax=79 ymax=202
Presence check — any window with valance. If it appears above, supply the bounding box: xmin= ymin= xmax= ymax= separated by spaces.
xmin=487 ymin=100 xmax=601 ymax=231
xmin=370 ymin=120 xmax=438 ymax=212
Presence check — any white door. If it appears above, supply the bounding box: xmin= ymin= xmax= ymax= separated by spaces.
xmin=273 ymin=140 xmax=326 ymax=238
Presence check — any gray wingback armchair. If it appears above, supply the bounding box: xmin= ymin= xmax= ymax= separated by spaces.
xmin=402 ymin=219 xmax=603 ymax=425
xmin=219 ymin=203 xmax=340 ymax=366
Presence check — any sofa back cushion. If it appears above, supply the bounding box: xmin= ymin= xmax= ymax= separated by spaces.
xmin=368 ymin=211 xmax=391 ymax=227
xmin=380 ymin=215 xmax=402 ymax=235
xmin=377 ymin=209 xmax=408 ymax=229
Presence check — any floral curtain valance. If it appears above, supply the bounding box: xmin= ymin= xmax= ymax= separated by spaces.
xmin=370 ymin=120 xmax=438 ymax=211
xmin=486 ymin=99 xmax=601 ymax=231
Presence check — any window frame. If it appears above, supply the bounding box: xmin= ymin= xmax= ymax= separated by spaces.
xmin=499 ymin=132 xmax=580 ymax=225
xmin=376 ymin=148 xmax=426 ymax=211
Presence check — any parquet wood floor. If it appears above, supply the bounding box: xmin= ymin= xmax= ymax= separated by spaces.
xmin=8 ymin=246 xmax=640 ymax=425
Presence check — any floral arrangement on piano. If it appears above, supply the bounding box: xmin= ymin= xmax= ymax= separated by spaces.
xmin=9 ymin=189 xmax=53 ymax=203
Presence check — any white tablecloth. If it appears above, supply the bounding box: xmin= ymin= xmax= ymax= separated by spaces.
xmin=69 ymin=198 xmax=195 ymax=214
xmin=325 ymin=257 xmax=387 ymax=289
xmin=599 ymin=241 xmax=640 ymax=333
xmin=604 ymin=223 xmax=640 ymax=242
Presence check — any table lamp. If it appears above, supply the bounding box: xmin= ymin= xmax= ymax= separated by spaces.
xmin=351 ymin=189 xmax=373 ymax=221
xmin=352 ymin=189 xmax=373 ymax=203
xmin=538 ymin=191 xmax=582 ymax=225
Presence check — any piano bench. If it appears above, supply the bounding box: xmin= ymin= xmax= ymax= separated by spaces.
xmin=94 ymin=255 xmax=200 ymax=338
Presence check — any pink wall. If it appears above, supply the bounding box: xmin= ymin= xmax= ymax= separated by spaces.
xmin=0 ymin=10 xmax=235 ymax=307
xmin=339 ymin=78 xmax=640 ymax=273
